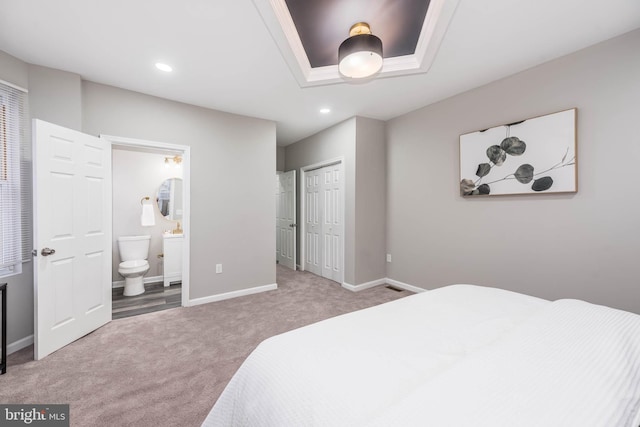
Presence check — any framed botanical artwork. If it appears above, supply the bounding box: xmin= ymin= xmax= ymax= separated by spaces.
xmin=459 ymin=108 xmax=577 ymax=197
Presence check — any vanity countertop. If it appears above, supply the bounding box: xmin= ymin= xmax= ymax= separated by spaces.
xmin=163 ymin=232 xmax=184 ymax=238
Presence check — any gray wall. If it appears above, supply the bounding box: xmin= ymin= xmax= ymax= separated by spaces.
xmin=28 ymin=65 xmax=82 ymax=131
xmin=284 ymin=116 xmax=387 ymax=286
xmin=284 ymin=118 xmax=357 ymax=284
xmin=0 ymin=50 xmax=28 ymax=89
xmin=276 ymin=146 xmax=285 ymax=171
xmin=82 ymin=82 xmax=276 ymax=299
xmin=355 ymin=118 xmax=386 ymax=284
xmin=0 ymin=50 xmax=276 ymax=349
xmin=386 ymin=29 xmax=640 ymax=314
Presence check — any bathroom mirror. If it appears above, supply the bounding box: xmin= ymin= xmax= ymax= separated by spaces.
xmin=157 ymin=177 xmax=183 ymax=221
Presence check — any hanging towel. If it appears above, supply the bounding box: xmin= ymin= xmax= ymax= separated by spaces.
xmin=141 ymin=203 xmax=155 ymax=226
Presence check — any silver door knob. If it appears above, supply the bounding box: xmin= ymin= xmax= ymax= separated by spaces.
xmin=41 ymin=248 xmax=56 ymax=256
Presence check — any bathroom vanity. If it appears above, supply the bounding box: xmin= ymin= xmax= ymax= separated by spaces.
xmin=158 ymin=176 xmax=184 ymax=288
xmin=163 ymin=233 xmax=183 ymax=287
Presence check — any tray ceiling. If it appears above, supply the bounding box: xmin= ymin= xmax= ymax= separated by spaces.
xmin=254 ymin=0 xmax=459 ymax=86
xmin=285 ymin=0 xmax=431 ymax=68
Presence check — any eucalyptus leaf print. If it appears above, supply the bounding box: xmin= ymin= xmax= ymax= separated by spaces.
xmin=476 ymin=163 xmax=491 ymax=178
xmin=486 ymin=145 xmax=506 ymax=166
xmin=460 ymin=179 xmax=475 ymax=195
xmin=500 ymin=137 xmax=526 ymax=155
xmin=514 ymin=164 xmax=534 ymax=184
xmin=460 ymin=109 xmax=576 ymax=196
xmin=532 ymin=176 xmax=553 ymax=192
xmin=477 ymin=184 xmax=490 ymax=195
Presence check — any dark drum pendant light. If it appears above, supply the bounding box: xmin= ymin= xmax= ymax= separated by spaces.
xmin=338 ymin=22 xmax=383 ymax=79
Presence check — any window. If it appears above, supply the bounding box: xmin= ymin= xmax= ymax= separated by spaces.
xmin=0 ymin=81 xmax=28 ymax=278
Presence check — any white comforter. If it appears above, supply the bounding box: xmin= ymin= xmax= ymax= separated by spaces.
xmin=203 ymin=285 xmax=640 ymax=427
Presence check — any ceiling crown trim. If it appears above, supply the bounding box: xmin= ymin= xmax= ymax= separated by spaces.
xmin=252 ymin=0 xmax=461 ymax=87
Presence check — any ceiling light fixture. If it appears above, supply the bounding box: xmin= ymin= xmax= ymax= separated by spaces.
xmin=319 ymin=108 xmax=331 ymax=114
xmin=338 ymin=22 xmax=383 ymax=80
xmin=155 ymin=62 xmax=173 ymax=72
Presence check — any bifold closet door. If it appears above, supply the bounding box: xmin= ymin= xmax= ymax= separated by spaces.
xmin=305 ymin=169 xmax=322 ymax=276
xmin=304 ymin=163 xmax=344 ymax=283
xmin=320 ymin=164 xmax=343 ymax=282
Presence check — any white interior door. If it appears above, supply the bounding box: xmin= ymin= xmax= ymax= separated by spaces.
xmin=33 ymin=119 xmax=112 ymax=360
xmin=276 ymin=171 xmax=296 ymax=270
xmin=321 ymin=164 xmax=343 ymax=283
xmin=305 ymin=169 xmax=322 ymax=276
xmin=303 ymin=163 xmax=344 ymax=283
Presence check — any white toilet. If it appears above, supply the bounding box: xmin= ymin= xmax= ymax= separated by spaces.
xmin=117 ymin=235 xmax=151 ymax=296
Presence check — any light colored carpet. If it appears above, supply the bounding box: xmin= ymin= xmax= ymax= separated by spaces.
xmin=1 ymin=266 xmax=410 ymax=426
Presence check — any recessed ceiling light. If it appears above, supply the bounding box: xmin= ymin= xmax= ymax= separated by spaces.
xmin=155 ymin=63 xmax=173 ymax=72
xmin=320 ymin=108 xmax=331 ymax=114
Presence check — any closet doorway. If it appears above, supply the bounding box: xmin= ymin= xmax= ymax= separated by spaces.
xmin=300 ymin=160 xmax=344 ymax=284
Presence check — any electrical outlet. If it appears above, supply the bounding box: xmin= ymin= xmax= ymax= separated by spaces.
xmin=386 ymin=254 xmax=392 ymax=263
xmin=216 ymin=264 xmax=222 ymax=274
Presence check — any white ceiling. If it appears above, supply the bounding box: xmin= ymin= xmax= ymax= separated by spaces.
xmin=1 ymin=0 xmax=639 ymax=146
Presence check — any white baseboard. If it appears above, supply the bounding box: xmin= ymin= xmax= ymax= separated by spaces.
xmin=112 ymin=275 xmax=164 ymax=289
xmin=8 ymin=334 xmax=33 ymax=355
xmin=342 ymin=277 xmax=427 ymax=293
xmin=342 ymin=278 xmax=387 ymax=292
xmin=188 ymin=283 xmax=278 ymax=307
xmin=386 ymin=278 xmax=427 ymax=293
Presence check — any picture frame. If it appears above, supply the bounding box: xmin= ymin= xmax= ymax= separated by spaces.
xmin=459 ymin=108 xmax=577 ymax=197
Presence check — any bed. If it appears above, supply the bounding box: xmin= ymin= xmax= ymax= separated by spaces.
xmin=203 ymin=284 xmax=640 ymax=427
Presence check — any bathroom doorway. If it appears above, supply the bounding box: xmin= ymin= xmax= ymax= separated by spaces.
xmin=102 ymin=135 xmax=190 ymax=318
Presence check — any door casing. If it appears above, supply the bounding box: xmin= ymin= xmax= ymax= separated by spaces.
xmin=101 ymin=134 xmax=191 ymax=308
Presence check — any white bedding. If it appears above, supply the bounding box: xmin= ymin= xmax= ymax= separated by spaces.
xmin=203 ymin=284 xmax=640 ymax=427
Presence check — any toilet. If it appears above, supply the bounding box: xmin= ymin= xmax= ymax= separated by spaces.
xmin=117 ymin=235 xmax=151 ymax=296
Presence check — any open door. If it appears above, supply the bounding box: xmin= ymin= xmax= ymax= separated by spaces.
xmin=276 ymin=170 xmax=296 ymax=270
xmin=33 ymin=119 xmax=112 ymax=360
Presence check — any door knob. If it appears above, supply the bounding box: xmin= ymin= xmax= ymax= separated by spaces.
xmin=289 ymin=224 xmax=297 ymax=228
xmin=41 ymin=248 xmax=56 ymax=256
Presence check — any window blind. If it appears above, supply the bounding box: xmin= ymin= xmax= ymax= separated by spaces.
xmin=0 ymin=81 xmax=27 ymax=276
xmin=19 ymin=94 xmax=31 ymax=262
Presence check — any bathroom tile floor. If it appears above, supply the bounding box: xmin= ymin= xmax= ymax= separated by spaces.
xmin=112 ymin=282 xmax=182 ymax=319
